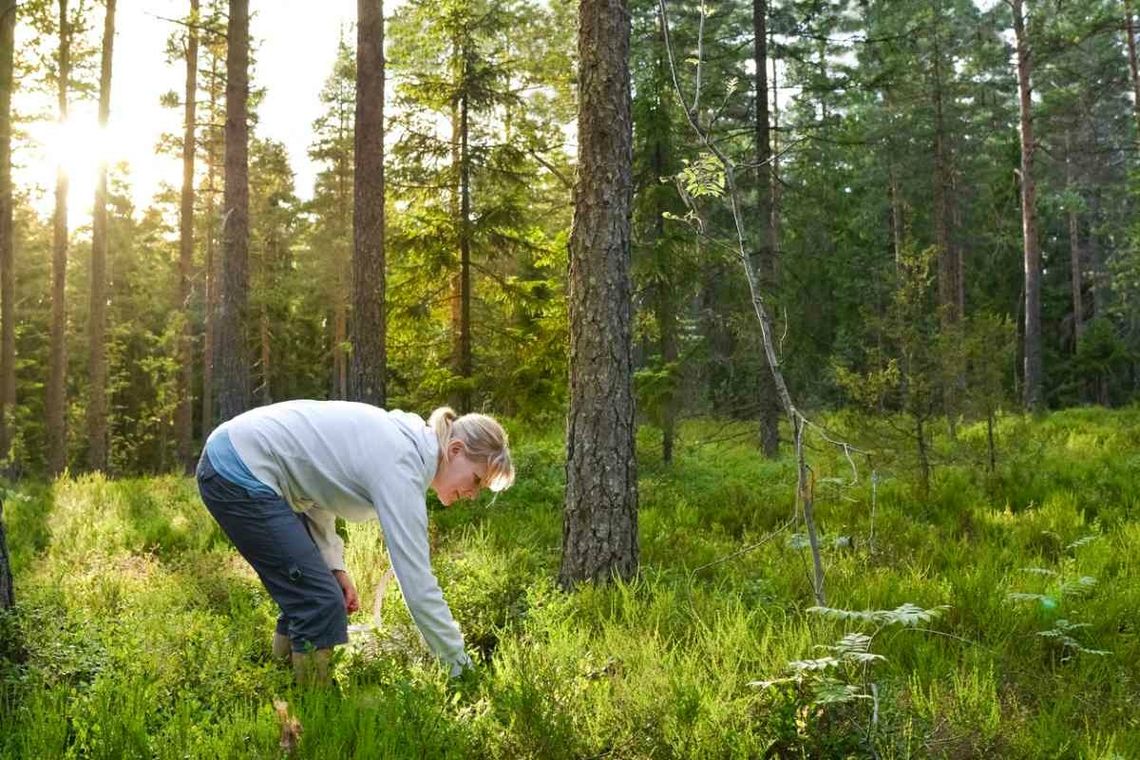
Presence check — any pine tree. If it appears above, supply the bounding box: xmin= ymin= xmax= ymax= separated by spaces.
xmin=351 ymin=0 xmax=387 ymax=406
xmin=175 ymin=0 xmax=199 ymax=470
xmin=561 ymin=0 xmax=638 ymax=587
xmin=86 ymin=0 xmax=115 ymax=471
xmin=216 ymin=0 xmax=251 ymax=422
xmin=46 ymin=0 xmax=74 ymax=475
xmin=0 ymin=0 xmax=15 ymax=464
xmin=307 ymin=36 xmax=355 ymax=399
xmin=1013 ymin=0 xmax=1043 ymax=411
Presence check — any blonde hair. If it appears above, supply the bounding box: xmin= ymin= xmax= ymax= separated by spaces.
xmin=428 ymin=407 xmax=515 ymax=492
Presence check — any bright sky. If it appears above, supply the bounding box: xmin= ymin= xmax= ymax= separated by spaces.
xmin=14 ymin=0 xmax=361 ymax=225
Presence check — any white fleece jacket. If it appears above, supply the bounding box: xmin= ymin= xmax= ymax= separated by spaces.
xmin=216 ymin=400 xmax=469 ymax=671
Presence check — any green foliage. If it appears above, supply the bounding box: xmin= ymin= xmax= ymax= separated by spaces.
xmin=1006 ymin=532 xmax=1113 ymax=664
xmin=3 ymin=412 xmax=1140 ymax=756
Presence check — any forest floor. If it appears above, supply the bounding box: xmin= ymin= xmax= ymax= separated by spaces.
xmin=2 ymin=407 xmax=1139 ymax=758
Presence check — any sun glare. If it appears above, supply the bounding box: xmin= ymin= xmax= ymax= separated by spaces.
xmin=42 ymin=118 xmax=107 ymax=189
xmin=19 ymin=108 xmax=173 ymax=223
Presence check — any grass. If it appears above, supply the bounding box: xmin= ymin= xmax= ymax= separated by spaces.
xmin=2 ymin=406 xmax=1140 ymax=758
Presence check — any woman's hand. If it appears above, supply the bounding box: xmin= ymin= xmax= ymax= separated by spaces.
xmin=332 ymin=569 xmax=360 ymax=614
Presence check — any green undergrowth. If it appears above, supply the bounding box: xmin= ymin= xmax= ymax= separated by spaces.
xmin=2 ymin=407 xmax=1140 ymax=758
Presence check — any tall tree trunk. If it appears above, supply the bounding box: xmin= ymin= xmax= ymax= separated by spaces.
xmin=259 ymin=304 xmax=271 ymax=403
xmin=87 ymin=0 xmax=115 ymax=473
xmin=202 ymin=164 xmax=217 ymax=436
xmin=560 ymin=0 xmax=637 ymax=587
xmin=931 ymin=3 xmax=964 ymax=436
xmin=1066 ymin=133 xmax=1084 ymax=349
xmin=1012 ymin=0 xmax=1042 ymax=411
xmin=888 ymin=167 xmax=903 ymax=270
xmin=335 ymin=303 xmax=347 ymax=399
xmin=770 ymin=48 xmax=781 ymax=273
xmin=201 ymin=50 xmax=221 ymax=440
xmin=0 ymin=0 xmax=15 ymax=465
xmin=457 ymin=80 xmax=473 ymax=413
xmin=931 ymin=6 xmax=959 ymax=326
xmin=650 ymin=28 xmax=677 ymax=465
xmin=47 ymin=0 xmax=71 ymax=476
xmin=656 ymin=285 xmax=677 ymax=465
xmin=1089 ymin=189 xmax=1105 ymax=318
xmin=753 ymin=0 xmax=779 ymax=459
xmin=350 ymin=0 xmax=386 ymax=407
xmin=176 ymin=0 xmax=199 ymax=471
xmin=216 ymin=0 xmax=251 ymax=422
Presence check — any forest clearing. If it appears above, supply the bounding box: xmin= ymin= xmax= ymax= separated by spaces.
xmin=3 ymin=0 xmax=1140 ymax=756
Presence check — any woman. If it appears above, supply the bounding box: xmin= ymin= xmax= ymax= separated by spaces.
xmin=195 ymin=400 xmax=514 ymax=685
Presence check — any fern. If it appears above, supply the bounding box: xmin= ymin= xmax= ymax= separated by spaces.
xmin=806 ymin=602 xmax=949 ymax=627
xmin=1065 ymin=535 xmax=1099 ymax=552
xmin=1037 ymin=619 xmax=1111 ymax=658
xmin=811 ymin=678 xmax=869 ymax=705
xmin=788 ymin=656 xmax=840 ymax=673
xmin=1059 ymin=576 xmax=1097 ymax=598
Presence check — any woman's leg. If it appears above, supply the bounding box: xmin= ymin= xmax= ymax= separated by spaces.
xmin=196 ymin=453 xmax=347 ymax=680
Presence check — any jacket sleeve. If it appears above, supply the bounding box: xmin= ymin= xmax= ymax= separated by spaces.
xmin=365 ymin=462 xmax=470 ymax=672
xmin=303 ymin=505 xmax=347 ymax=573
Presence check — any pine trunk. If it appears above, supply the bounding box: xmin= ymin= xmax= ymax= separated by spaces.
xmin=649 ymin=30 xmax=677 ymax=465
xmin=176 ymin=0 xmax=199 ymax=471
xmin=350 ymin=0 xmax=386 ymax=407
xmin=1012 ymin=0 xmax=1042 ymax=411
xmin=47 ymin=0 xmax=71 ymax=476
xmin=202 ymin=172 xmax=216 ymax=437
xmin=334 ymin=303 xmax=347 ymax=399
xmin=560 ymin=0 xmax=637 ymax=587
xmin=0 ymin=0 xmax=15 ymax=464
xmin=259 ymin=304 xmax=271 ymax=403
xmin=201 ymin=50 xmax=221 ymax=440
xmin=87 ymin=0 xmax=115 ymax=472
xmin=1066 ymin=135 xmax=1084 ymax=349
xmin=458 ymin=85 xmax=472 ymax=413
xmin=217 ymin=0 xmax=251 ymax=422
xmin=753 ymin=0 xmax=779 ymax=459
xmin=931 ymin=10 xmax=959 ymax=327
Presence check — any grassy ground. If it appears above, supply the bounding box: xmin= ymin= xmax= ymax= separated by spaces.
xmin=2 ymin=407 xmax=1140 ymax=758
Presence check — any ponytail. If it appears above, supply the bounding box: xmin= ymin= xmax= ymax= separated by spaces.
xmin=427 ymin=406 xmax=515 ymax=492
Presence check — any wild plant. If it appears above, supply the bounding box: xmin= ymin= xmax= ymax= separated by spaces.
xmin=1006 ymin=534 xmax=1110 ymax=663
xmin=750 ymin=603 xmax=949 ymax=753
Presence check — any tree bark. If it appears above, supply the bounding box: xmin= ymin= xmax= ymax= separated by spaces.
xmin=753 ymin=0 xmax=779 ymax=459
xmin=87 ymin=0 xmax=116 ymax=473
xmin=216 ymin=0 xmax=251 ymax=422
xmin=176 ymin=0 xmax=199 ymax=471
xmin=931 ymin=5 xmax=960 ymax=327
xmin=1066 ymin=134 xmax=1084 ymax=349
xmin=560 ymin=0 xmax=638 ymax=588
xmin=454 ymin=69 xmax=473 ymax=413
xmin=350 ymin=0 xmax=386 ymax=407
xmin=1012 ymin=0 xmax=1042 ymax=411
xmin=0 ymin=0 xmax=16 ymax=465
xmin=259 ymin=303 xmax=271 ymax=403
xmin=649 ymin=28 xmax=677 ymax=465
xmin=201 ymin=49 xmax=221 ymax=440
xmin=47 ymin=0 xmax=71 ymax=476
xmin=333 ymin=303 xmax=347 ymax=399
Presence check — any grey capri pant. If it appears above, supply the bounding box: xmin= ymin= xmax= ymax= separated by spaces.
xmin=196 ymin=452 xmax=348 ymax=652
